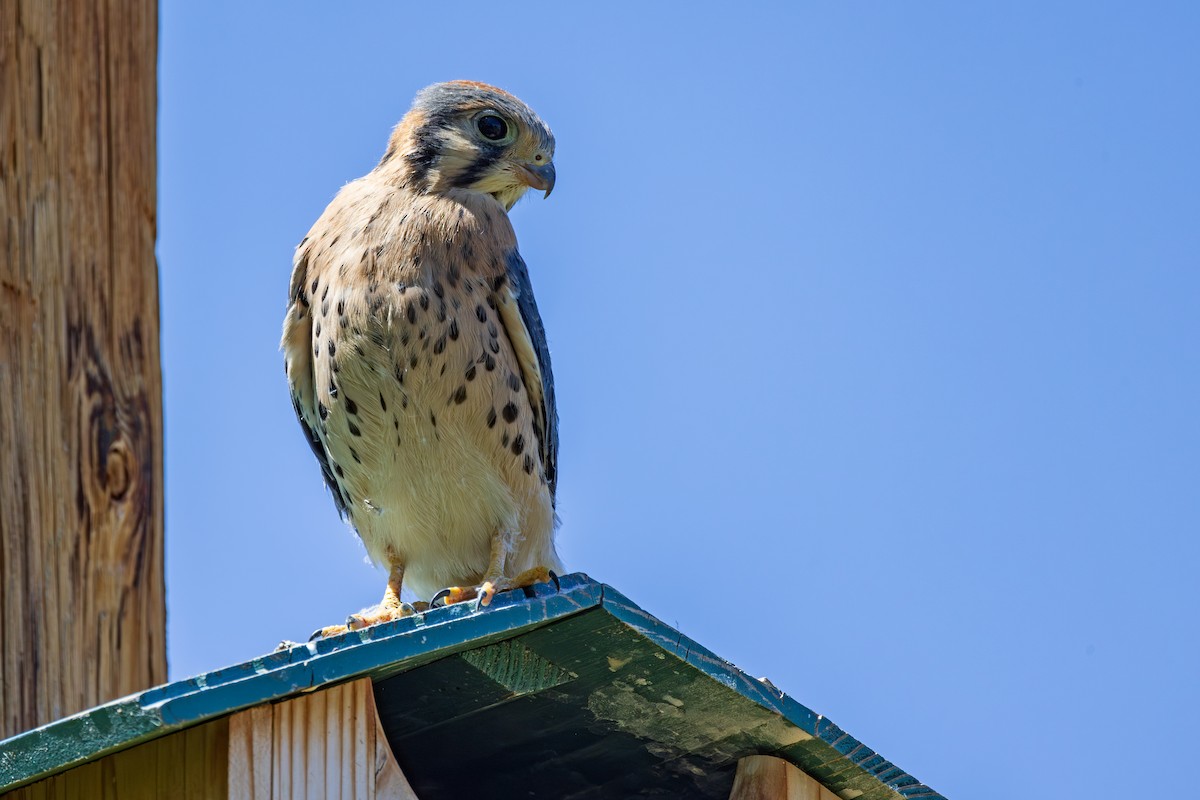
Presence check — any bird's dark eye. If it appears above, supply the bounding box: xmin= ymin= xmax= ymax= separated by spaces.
xmin=476 ymin=115 xmax=508 ymax=141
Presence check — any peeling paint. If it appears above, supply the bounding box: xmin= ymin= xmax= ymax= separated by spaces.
xmin=606 ymin=655 xmax=631 ymax=672
xmin=587 ymin=675 xmax=810 ymax=756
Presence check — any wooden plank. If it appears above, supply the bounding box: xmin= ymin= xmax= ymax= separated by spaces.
xmin=728 ymin=755 xmax=829 ymax=800
xmin=229 ymin=704 xmax=275 ymax=799
xmin=187 ymin=721 xmax=228 ymax=800
xmin=0 ymin=0 xmax=164 ymax=741
xmin=370 ymin=705 xmax=411 ymax=800
xmin=155 ymin=719 xmax=185 ymax=800
xmin=339 ymin=679 xmax=368 ymax=799
xmin=275 ymin=700 xmax=291 ymax=799
xmin=111 ymin=732 xmax=152 ymax=800
xmin=4 ymin=719 xmax=227 ymax=800
xmin=226 ymin=678 xmax=417 ymax=800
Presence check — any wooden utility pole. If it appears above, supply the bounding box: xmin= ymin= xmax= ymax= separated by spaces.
xmin=0 ymin=0 xmax=164 ymax=739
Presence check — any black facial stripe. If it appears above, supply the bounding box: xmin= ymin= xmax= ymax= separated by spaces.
xmin=406 ymin=135 xmax=442 ymax=187
xmin=405 ymin=107 xmax=456 ymax=186
xmin=454 ymin=150 xmax=502 ymax=189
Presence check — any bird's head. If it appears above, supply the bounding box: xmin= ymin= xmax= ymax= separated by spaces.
xmin=380 ymin=80 xmax=555 ymax=211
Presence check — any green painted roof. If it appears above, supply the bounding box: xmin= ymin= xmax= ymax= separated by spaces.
xmin=0 ymin=574 xmax=945 ymax=799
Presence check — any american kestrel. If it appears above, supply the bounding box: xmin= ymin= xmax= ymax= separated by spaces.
xmin=281 ymin=81 xmax=562 ymax=635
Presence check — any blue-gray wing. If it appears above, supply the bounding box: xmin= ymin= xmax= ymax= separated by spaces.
xmin=281 ymin=244 xmax=351 ymax=517
xmin=497 ymin=249 xmax=558 ymax=502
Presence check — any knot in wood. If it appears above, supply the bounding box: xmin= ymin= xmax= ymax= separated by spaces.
xmin=104 ymin=439 xmax=131 ymax=500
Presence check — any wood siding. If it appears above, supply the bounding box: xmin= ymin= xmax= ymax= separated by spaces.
xmin=4 ymin=681 xmax=412 ymax=799
xmin=228 ymin=678 xmax=416 ymax=800
xmin=5 ymin=718 xmax=228 ymax=800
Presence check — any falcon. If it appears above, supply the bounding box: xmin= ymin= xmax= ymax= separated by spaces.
xmin=281 ymin=81 xmax=562 ymax=635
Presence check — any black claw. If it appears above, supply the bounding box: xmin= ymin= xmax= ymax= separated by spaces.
xmin=400 ymin=602 xmax=415 ymax=615
xmin=309 ymin=628 xmax=326 ymax=642
xmin=430 ymin=588 xmax=452 ymax=608
xmin=549 ymin=570 xmax=561 ymax=591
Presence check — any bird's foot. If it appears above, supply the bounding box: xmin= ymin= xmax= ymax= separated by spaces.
xmin=428 ymin=585 xmax=481 ymax=608
xmin=429 ymin=567 xmax=559 ymax=610
xmin=309 ymin=600 xmax=416 ymax=641
xmin=499 ymin=566 xmax=560 ymax=603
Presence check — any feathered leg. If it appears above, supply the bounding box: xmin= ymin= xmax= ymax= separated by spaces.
xmin=311 ymin=548 xmax=415 ymax=639
xmin=431 ymin=529 xmax=555 ymax=609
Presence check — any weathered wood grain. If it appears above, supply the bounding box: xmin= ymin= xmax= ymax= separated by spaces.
xmin=227 ymin=678 xmax=417 ymax=800
xmin=0 ymin=0 xmax=164 ymax=740
xmin=229 ymin=705 xmax=276 ymax=799
xmin=728 ymin=755 xmax=840 ymax=800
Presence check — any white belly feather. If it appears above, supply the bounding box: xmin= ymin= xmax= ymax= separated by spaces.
xmin=314 ymin=284 xmax=559 ymax=601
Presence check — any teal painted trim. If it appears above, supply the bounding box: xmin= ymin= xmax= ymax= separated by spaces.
xmin=0 ymin=697 xmax=162 ymax=793
xmin=0 ymin=574 xmax=946 ymax=800
xmin=0 ymin=573 xmax=602 ymax=792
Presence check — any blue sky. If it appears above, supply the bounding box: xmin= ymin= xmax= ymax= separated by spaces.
xmin=159 ymin=3 xmax=1199 ymax=797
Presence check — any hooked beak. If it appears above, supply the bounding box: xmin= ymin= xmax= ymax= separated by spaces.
xmin=515 ymin=161 xmax=556 ymax=198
